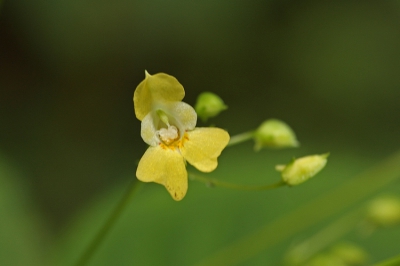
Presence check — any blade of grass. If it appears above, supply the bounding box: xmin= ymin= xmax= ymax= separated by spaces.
xmin=194 ymin=150 xmax=400 ymax=266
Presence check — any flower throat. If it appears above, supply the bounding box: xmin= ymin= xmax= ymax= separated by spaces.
xmin=156 ymin=109 xmax=180 ymax=145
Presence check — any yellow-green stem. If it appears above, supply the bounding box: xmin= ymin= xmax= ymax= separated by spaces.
xmin=227 ymin=131 xmax=255 ymax=147
xmin=73 ymin=180 xmax=142 ymax=266
xmin=189 ymin=172 xmax=286 ymax=191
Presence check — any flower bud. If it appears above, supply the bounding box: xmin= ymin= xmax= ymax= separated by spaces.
xmin=195 ymin=92 xmax=227 ymax=122
xmin=277 ymin=153 xmax=329 ymax=186
xmin=366 ymin=195 xmax=400 ymax=227
xmin=253 ymin=119 xmax=298 ymax=151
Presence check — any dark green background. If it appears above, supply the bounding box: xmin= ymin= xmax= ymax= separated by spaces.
xmin=1 ymin=1 xmax=400 ymax=265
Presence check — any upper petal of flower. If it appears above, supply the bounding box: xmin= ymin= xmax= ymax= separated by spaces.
xmin=136 ymin=145 xmax=188 ymax=201
xmin=180 ymin=127 xmax=230 ymax=172
xmin=134 ymin=72 xmax=185 ymax=121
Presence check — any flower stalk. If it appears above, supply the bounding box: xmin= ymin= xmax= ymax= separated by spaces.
xmin=227 ymin=131 xmax=255 ymax=147
xmin=189 ymin=172 xmax=286 ymax=191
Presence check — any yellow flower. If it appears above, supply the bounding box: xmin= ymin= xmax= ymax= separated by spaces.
xmin=134 ymin=71 xmax=230 ymax=201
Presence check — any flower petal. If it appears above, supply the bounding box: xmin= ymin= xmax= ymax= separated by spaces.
xmin=141 ymin=112 xmax=159 ymax=146
xmin=158 ymin=101 xmax=197 ymax=131
xmin=181 ymin=127 xmax=230 ymax=172
xmin=133 ymin=72 xmax=152 ymax=121
xmin=134 ymin=72 xmax=185 ymax=121
xmin=136 ymin=145 xmax=187 ymax=201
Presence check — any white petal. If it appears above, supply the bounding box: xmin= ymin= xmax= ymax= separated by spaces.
xmin=154 ymin=101 xmax=197 ymax=131
xmin=141 ymin=112 xmax=159 ymax=146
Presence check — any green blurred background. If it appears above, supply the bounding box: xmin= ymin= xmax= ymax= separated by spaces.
xmin=1 ymin=0 xmax=400 ymax=265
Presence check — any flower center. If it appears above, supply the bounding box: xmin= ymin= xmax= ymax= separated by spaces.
xmin=157 ymin=125 xmax=180 ymax=145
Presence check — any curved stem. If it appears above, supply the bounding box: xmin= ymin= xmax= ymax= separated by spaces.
xmin=227 ymin=131 xmax=255 ymax=147
xmin=189 ymin=172 xmax=286 ymax=191
xmin=74 ymin=180 xmax=142 ymax=266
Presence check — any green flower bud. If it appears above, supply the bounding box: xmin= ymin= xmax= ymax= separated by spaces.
xmin=277 ymin=153 xmax=329 ymax=186
xmin=330 ymin=242 xmax=368 ymax=266
xmin=195 ymin=92 xmax=227 ymax=122
xmin=366 ymin=195 xmax=400 ymax=227
xmin=253 ymin=119 xmax=299 ymax=151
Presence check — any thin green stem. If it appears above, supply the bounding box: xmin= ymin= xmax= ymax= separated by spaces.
xmin=73 ymin=180 xmax=142 ymax=266
xmin=189 ymin=172 xmax=286 ymax=191
xmin=227 ymin=131 xmax=255 ymax=147
xmin=373 ymin=255 xmax=400 ymax=266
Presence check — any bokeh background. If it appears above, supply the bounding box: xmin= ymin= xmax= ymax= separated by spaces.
xmin=1 ymin=0 xmax=400 ymax=265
